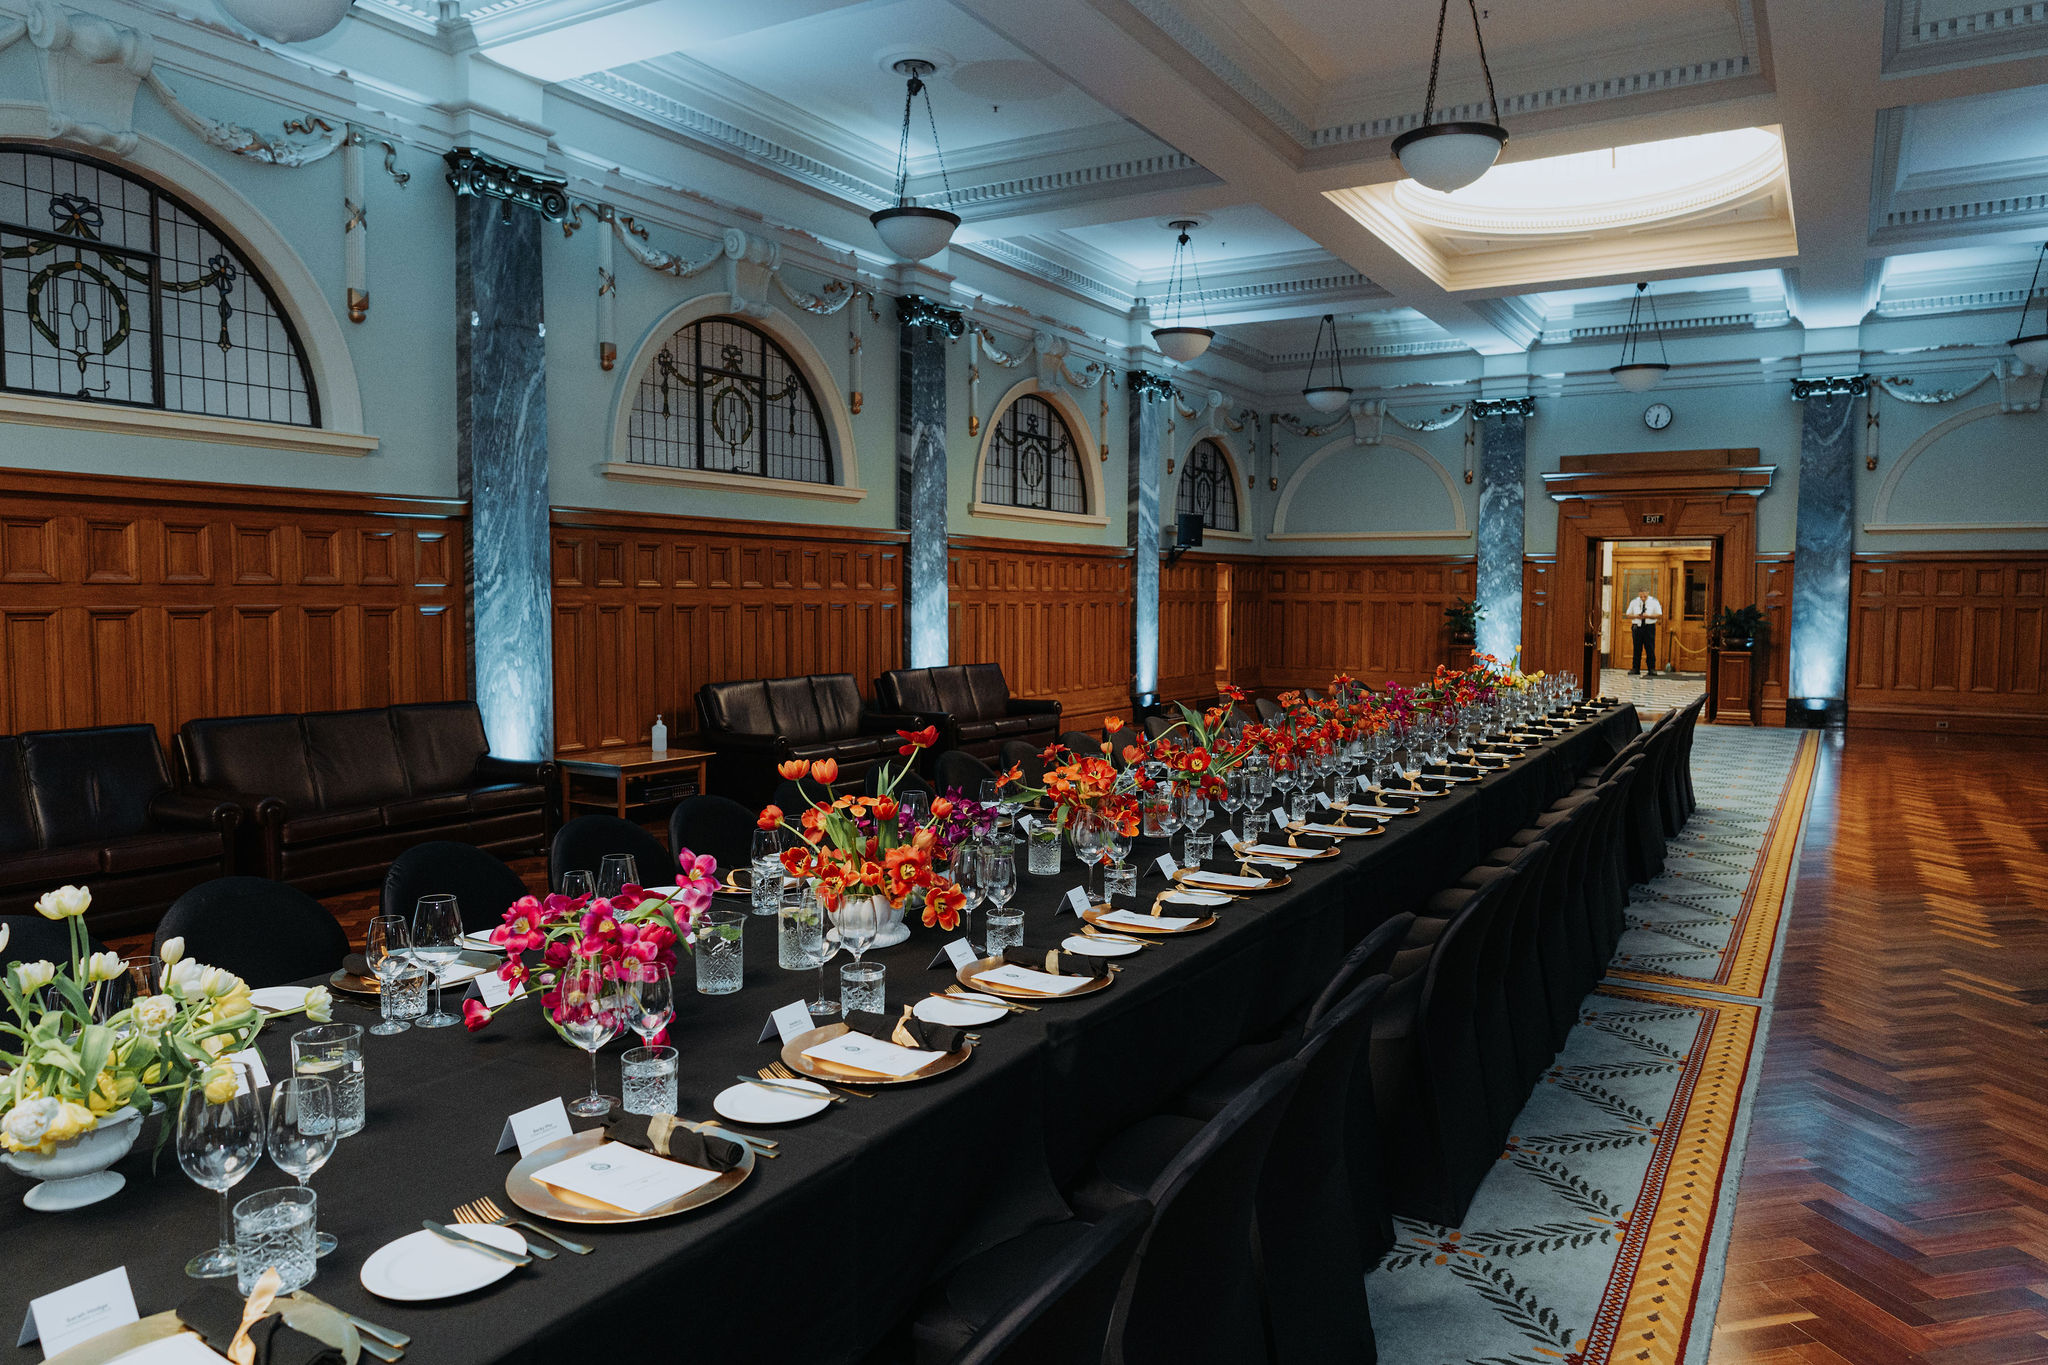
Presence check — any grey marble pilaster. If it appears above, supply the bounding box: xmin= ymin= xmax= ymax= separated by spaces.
xmin=896 ymin=299 xmax=953 ymax=668
xmin=453 ymin=171 xmax=553 ymax=761
xmin=1788 ymin=390 xmax=1858 ymax=718
xmin=1476 ymin=412 xmax=1527 ymax=665
xmin=1127 ymin=372 xmax=1170 ymax=704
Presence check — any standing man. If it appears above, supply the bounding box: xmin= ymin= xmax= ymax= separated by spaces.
xmin=1625 ymin=586 xmax=1664 ymax=675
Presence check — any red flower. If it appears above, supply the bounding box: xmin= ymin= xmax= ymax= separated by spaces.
xmin=777 ymin=759 xmax=808 ymax=780
xmin=874 ymin=796 xmax=898 ymax=822
xmin=929 ymin=796 xmax=953 ymax=819
xmin=758 ymin=803 xmax=784 ymax=831
xmin=462 ymin=998 xmax=491 ymax=1031
xmin=897 ymin=725 xmax=940 ymax=755
xmin=809 ymin=757 xmax=840 ymax=786
xmin=997 ymin=763 xmax=1023 ymax=789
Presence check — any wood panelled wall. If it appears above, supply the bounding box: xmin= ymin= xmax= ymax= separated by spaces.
xmin=1847 ymin=552 xmax=2048 ymax=732
xmin=948 ymin=537 xmax=1132 ymax=733
xmin=550 ymin=510 xmax=904 ymax=754
xmin=1158 ymin=554 xmax=1228 ymax=705
xmin=1521 ymin=557 xmax=1556 ymax=676
xmin=1755 ymin=555 xmax=1792 ymax=718
xmin=0 ymin=471 xmax=466 ymax=748
xmin=1227 ymin=556 xmax=1476 ymax=694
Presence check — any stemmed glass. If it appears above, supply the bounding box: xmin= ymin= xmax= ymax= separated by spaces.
xmin=597 ymin=854 xmax=638 ymax=900
xmin=178 ymin=1060 xmax=265 ymax=1279
xmin=981 ymin=850 xmax=1018 ymax=955
xmin=622 ymin=961 xmax=675 ymax=1045
xmin=558 ymin=956 xmax=624 ymax=1118
xmin=410 ymin=894 xmax=462 ymax=1029
xmin=779 ymin=882 xmax=837 ymax=1020
xmin=1069 ymin=808 xmax=1110 ymax=906
xmin=560 ymin=869 xmax=596 ymax=900
xmin=1220 ymin=770 xmax=1246 ymax=833
xmin=1180 ymin=786 xmax=1208 ymax=838
xmin=266 ymin=1075 xmax=338 ymax=1257
xmin=827 ymin=896 xmax=879 ymax=972
xmin=365 ymin=915 xmax=411 ymax=1037
xmin=954 ymin=843 xmax=986 ymax=949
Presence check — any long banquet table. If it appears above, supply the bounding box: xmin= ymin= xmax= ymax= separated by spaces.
xmin=2 ymin=705 xmax=1639 ymax=1365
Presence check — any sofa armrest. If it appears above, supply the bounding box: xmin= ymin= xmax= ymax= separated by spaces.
xmin=704 ymin=731 xmax=792 ymax=755
xmin=860 ymin=709 xmax=935 ymax=733
xmin=147 ymin=790 xmax=243 ymax=834
xmin=1005 ymin=698 xmax=1062 ymax=718
xmin=180 ymin=786 xmax=287 ymax=828
xmin=476 ymin=754 xmax=555 ymax=786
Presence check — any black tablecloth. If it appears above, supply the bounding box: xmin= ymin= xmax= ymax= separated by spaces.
xmin=1 ymin=706 xmax=1637 ymax=1364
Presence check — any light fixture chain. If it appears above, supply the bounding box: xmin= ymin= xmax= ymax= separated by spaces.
xmin=1466 ymin=0 xmax=1501 ymax=127
xmin=1645 ymin=285 xmax=1670 ymax=365
xmin=920 ymin=81 xmax=955 ymax=210
xmin=1422 ymin=0 xmax=1450 ymax=127
xmin=893 ymin=81 xmax=916 ymax=200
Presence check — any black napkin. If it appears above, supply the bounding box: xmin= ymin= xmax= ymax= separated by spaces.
xmin=341 ymin=953 xmax=370 ymax=977
xmin=1001 ymin=946 xmax=1111 ymax=979
xmin=178 ymin=1288 xmax=344 ymax=1365
xmin=844 ymin=1006 xmax=966 ymax=1054
xmin=605 ymin=1114 xmax=744 ymax=1170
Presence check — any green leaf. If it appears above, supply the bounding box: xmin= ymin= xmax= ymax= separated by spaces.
xmin=77 ymin=1024 xmax=113 ymax=1090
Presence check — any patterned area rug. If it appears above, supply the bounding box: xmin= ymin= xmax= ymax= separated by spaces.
xmin=1366 ymin=726 xmax=1818 ymax=1365
xmin=1598 ymin=668 xmax=1709 ymax=719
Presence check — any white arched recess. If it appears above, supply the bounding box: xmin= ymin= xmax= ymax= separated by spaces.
xmin=1268 ymin=431 xmax=1471 ymax=540
xmin=968 ymin=377 xmax=1109 ymax=528
xmin=1172 ymin=429 xmax=1252 ymax=540
xmin=603 ymin=292 xmax=864 ymax=502
xmin=1867 ymin=402 xmax=2048 ymax=533
xmin=0 ymin=105 xmax=371 ymax=450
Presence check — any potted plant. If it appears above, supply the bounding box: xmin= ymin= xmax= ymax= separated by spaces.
xmin=1710 ymin=604 xmax=1766 ymax=650
xmin=1443 ymin=597 xmax=1485 ymax=645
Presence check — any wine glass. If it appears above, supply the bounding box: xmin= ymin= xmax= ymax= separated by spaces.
xmin=828 ymin=895 xmax=879 ymax=967
xmin=597 ymin=854 xmax=638 ymax=900
xmin=364 ymin=915 xmax=411 ymax=1037
xmin=266 ymin=1075 xmax=337 ymax=1257
xmin=178 ymin=1060 xmax=265 ymax=1279
xmin=954 ymin=842 xmax=986 ymax=949
xmin=779 ymin=882 xmax=836 ymax=1020
xmin=1220 ymin=770 xmax=1246 ymax=830
xmin=1069 ymin=809 xmax=1109 ymax=905
xmin=622 ymin=961 xmax=675 ymax=1044
xmin=899 ymin=789 xmax=929 ymax=832
xmin=981 ymin=850 xmax=1017 ymax=955
xmin=558 ymin=956 xmax=624 ymax=1118
xmin=560 ymin=869 xmax=595 ymax=900
xmin=410 ymin=894 xmax=462 ymax=1029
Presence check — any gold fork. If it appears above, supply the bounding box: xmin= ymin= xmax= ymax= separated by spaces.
xmin=452 ymin=1197 xmax=581 ymax=1256
xmin=766 ymin=1060 xmax=874 ymax=1100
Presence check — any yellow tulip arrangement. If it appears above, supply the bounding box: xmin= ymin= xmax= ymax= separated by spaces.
xmin=0 ymin=886 xmax=330 ymax=1159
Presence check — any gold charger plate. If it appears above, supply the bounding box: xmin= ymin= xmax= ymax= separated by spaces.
xmin=329 ymin=948 xmax=500 ymax=998
xmin=505 ymin=1126 xmax=753 ymax=1225
xmin=1083 ymin=905 xmax=1217 ymax=936
xmin=780 ymin=1021 xmax=974 ymax=1085
xmin=957 ymin=955 xmax=1117 ymax=1000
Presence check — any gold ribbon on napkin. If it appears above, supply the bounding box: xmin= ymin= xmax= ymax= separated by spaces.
xmin=229 ymin=1268 xmax=282 ymax=1365
xmin=890 ymin=1005 xmax=924 ymax=1050
xmin=643 ymin=1112 xmax=682 ymax=1157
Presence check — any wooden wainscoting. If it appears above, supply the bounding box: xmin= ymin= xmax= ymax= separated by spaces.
xmin=948 ymin=536 xmax=1133 ymax=733
xmin=550 ymin=510 xmax=905 ymax=754
xmin=1158 ymin=553 xmax=1232 ymax=706
xmin=1754 ymin=555 xmax=1791 ymax=721
xmin=0 ymin=469 xmax=466 ymax=747
xmin=1521 ymin=557 xmax=1556 ymax=676
xmin=1846 ymin=552 xmax=2048 ymax=733
xmin=1235 ymin=556 xmax=1476 ymax=693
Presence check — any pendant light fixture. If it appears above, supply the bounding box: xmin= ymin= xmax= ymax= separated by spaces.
xmin=871 ymin=59 xmax=960 ymax=262
xmin=1301 ymin=314 xmax=1353 ymax=413
xmin=2010 ymin=241 xmax=2048 ymax=368
xmin=1610 ymin=282 xmax=1672 ymax=393
xmin=1391 ymin=0 xmax=1508 ymax=193
xmin=1152 ymin=219 xmax=1215 ymax=363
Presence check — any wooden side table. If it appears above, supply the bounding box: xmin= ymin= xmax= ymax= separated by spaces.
xmin=555 ymin=745 xmax=715 ymax=821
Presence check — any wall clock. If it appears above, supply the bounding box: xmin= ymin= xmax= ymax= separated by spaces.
xmin=1643 ymin=402 xmax=1673 ymax=431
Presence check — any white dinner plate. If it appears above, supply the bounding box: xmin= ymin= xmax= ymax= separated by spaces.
xmin=249 ymin=986 xmax=319 ymax=1013
xmin=1062 ymin=934 xmax=1141 ymax=958
xmin=914 ymin=994 xmax=1008 ymax=1027
xmin=457 ymin=931 xmax=503 ymax=952
xmin=359 ymin=1222 xmax=527 ymax=1301
xmin=713 ymin=1077 xmax=832 ymax=1125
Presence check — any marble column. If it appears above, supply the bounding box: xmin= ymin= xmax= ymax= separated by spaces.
xmin=1786 ymin=379 xmax=1861 ymax=724
xmin=1473 ymin=401 xmax=1531 ymax=665
xmin=447 ymin=150 xmax=567 ymax=762
xmin=1127 ymin=370 xmax=1173 ymax=706
xmin=896 ymin=296 xmax=962 ymax=669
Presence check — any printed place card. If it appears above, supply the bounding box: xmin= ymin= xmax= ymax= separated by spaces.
xmin=1100 ymin=908 xmax=1195 ymax=931
xmin=1062 ymin=886 xmax=1091 ymax=917
xmin=758 ymin=1000 xmax=817 ymax=1046
xmin=925 ymin=938 xmax=978 ymax=970
xmin=971 ymin=964 xmax=1094 ymax=996
xmin=19 ymin=1267 xmax=138 ymax=1356
xmin=1270 ymin=808 xmax=1291 ymax=831
xmin=532 ymin=1141 xmax=718 ymax=1214
xmin=496 ymin=1096 xmax=573 ymax=1157
xmin=1153 ymin=853 xmax=1179 ymax=878
xmin=473 ymin=970 xmax=526 ymax=1009
xmin=800 ymin=1031 xmax=944 ymax=1077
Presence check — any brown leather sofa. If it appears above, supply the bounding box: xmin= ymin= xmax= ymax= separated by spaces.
xmin=876 ymin=664 xmax=1061 ymax=762
xmin=175 ymin=702 xmax=552 ymax=895
xmin=695 ymin=673 xmax=927 ymax=809
xmin=0 ymin=725 xmax=238 ymax=937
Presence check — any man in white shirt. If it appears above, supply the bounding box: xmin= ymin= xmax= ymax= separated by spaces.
xmin=1625 ymin=588 xmax=1664 ymax=675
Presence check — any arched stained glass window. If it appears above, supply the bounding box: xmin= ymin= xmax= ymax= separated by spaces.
xmin=625 ymin=315 xmax=832 ymax=483
xmin=981 ymin=392 xmax=1086 ymax=514
xmin=0 ymin=145 xmax=318 ymax=424
xmin=1177 ymin=438 xmax=1240 ymax=531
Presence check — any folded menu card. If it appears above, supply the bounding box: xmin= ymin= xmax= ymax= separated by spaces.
xmin=1101 ymin=908 xmax=1196 ymax=931
xmin=800 ymin=1031 xmax=945 ymax=1077
xmin=1296 ymin=823 xmax=1365 ymax=837
xmin=1160 ymin=889 xmax=1233 ymax=906
xmin=1348 ymin=804 xmax=1409 ymax=817
xmin=1180 ymin=871 xmax=1267 ymax=889
xmin=532 ymin=1141 xmax=720 ymax=1213
xmin=1239 ymin=843 xmax=1317 ymax=860
xmin=970 ymin=964 xmax=1096 ymax=996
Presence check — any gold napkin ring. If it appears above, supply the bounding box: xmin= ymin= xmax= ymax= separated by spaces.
xmin=230 ymin=1267 xmax=282 ymax=1365
xmin=1043 ymin=949 xmax=1063 ymax=974
xmin=645 ymin=1112 xmax=680 ymax=1157
xmin=890 ymin=1005 xmax=923 ymax=1049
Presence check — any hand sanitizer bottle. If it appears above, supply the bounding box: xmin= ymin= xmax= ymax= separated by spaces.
xmin=650 ymin=714 xmax=668 ymax=753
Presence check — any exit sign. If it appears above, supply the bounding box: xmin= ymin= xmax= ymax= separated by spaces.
xmin=1642 ymin=513 xmax=1665 ymax=524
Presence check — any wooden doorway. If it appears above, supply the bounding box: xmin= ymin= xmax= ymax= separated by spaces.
xmin=1603 ymin=540 xmax=1714 ymax=674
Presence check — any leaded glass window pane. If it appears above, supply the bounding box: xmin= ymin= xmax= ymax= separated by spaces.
xmin=1177 ymin=438 xmax=1239 ymax=532
xmin=625 ymin=316 xmax=832 ymax=483
xmin=981 ymin=393 xmax=1085 ymax=514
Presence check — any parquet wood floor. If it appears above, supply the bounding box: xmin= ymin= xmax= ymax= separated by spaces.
xmin=1708 ymin=730 xmax=2048 ymax=1365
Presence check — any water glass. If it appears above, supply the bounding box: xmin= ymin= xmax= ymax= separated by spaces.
xmin=776 ymin=884 xmax=837 ymax=1021
xmin=695 ymin=909 xmax=746 ymax=995
xmin=560 ymin=869 xmax=596 ymax=900
xmin=984 ymin=912 xmax=1024 ymax=955
xmin=178 ymin=1060 xmax=265 ymax=1280
xmin=384 ymin=964 xmax=429 ymax=1025
xmin=1289 ymin=791 xmax=1313 ymax=824
xmin=1184 ymin=831 xmax=1215 ymax=866
xmin=1103 ymin=862 xmax=1137 ymax=901
xmin=1239 ymin=812 xmax=1263 ymax=849
xmin=410 ymin=894 xmax=462 ymax=1029
xmin=233 ymin=1186 xmax=318 ymax=1296
xmin=598 ymin=853 xmax=638 ymax=900
xmin=291 ymin=1024 xmax=365 ymax=1138
xmin=620 ymin=1045 xmax=678 ymax=1117
xmin=750 ymin=829 xmax=785 ymax=916
xmin=840 ymin=960 xmax=885 ymax=1015
xmin=266 ymin=1075 xmax=337 ymax=1257
xmin=1026 ymin=822 xmax=1062 ymax=876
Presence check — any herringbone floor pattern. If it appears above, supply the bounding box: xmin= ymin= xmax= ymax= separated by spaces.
xmin=1708 ymin=730 xmax=2048 ymax=1365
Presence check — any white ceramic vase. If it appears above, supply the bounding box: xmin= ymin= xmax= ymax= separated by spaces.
xmin=2 ymin=1105 xmax=144 ymax=1211
xmin=870 ymin=895 xmax=911 ymax=949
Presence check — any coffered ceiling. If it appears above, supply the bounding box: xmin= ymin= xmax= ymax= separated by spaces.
xmin=341 ymin=0 xmax=2048 ymax=374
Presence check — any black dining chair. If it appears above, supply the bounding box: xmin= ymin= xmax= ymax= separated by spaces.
xmin=996 ymin=739 xmax=1044 ymax=788
xmin=0 ymin=915 xmax=108 ymax=974
xmin=1140 ymin=714 xmax=1174 ymax=740
xmin=668 ymin=794 xmax=756 ymax=876
xmin=153 ymin=877 xmax=349 ymax=987
xmin=1101 ymin=726 xmax=1142 ymax=768
xmin=913 ymin=1199 xmax=1153 ymax=1365
xmin=862 ymin=765 xmax=931 ymax=802
xmin=770 ymin=776 xmax=835 ymax=817
xmin=1252 ymin=696 xmax=1286 ymax=725
xmin=1058 ymin=730 xmax=1105 ymax=758
xmin=548 ymin=815 xmax=675 ymax=892
xmin=933 ymin=749 xmax=997 ymax=796
xmin=1450 ymin=841 xmax=1556 ymax=1143
xmin=381 ymin=840 xmax=531 ymax=934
